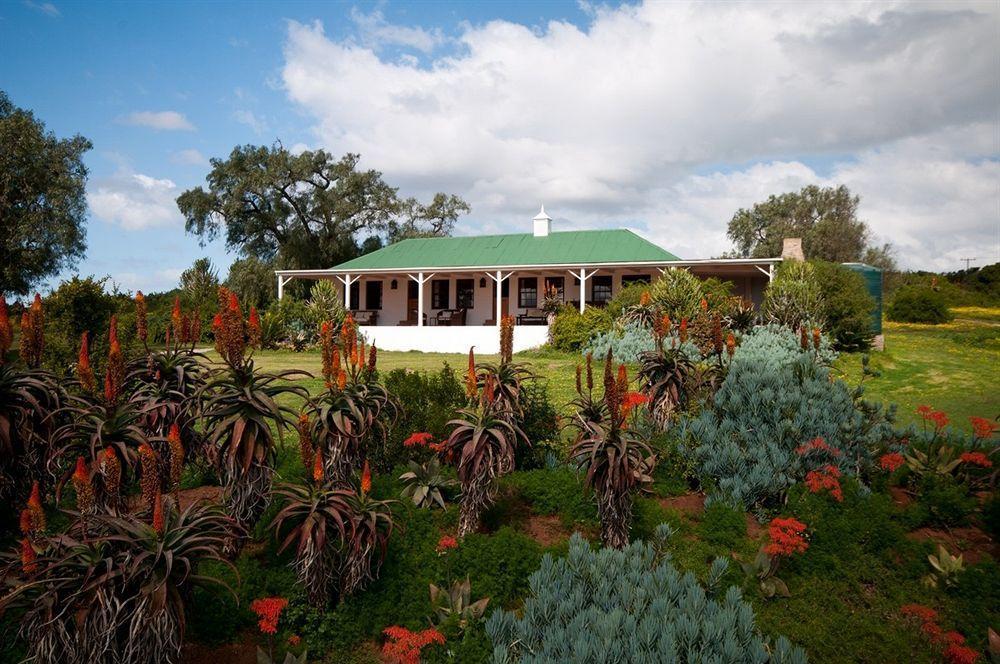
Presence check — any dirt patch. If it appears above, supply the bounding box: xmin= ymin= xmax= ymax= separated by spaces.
xmin=657 ymin=493 xmax=705 ymax=516
xmin=745 ymin=514 xmax=765 ymax=540
xmin=521 ymin=514 xmax=572 ymax=547
xmin=907 ymin=526 xmax=998 ymax=565
xmin=889 ymin=486 xmax=913 ymax=508
xmin=181 ymin=633 xmax=257 ymax=664
xmin=175 ymin=485 xmax=223 ymax=511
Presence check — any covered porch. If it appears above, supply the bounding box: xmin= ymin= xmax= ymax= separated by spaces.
xmin=274 ymin=258 xmax=779 ymax=354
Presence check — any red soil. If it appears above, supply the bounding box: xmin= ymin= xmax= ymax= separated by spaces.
xmin=906 ymin=525 xmax=998 ymax=565
xmin=181 ymin=633 xmax=257 ymax=664
xmin=522 ymin=514 xmax=572 ymax=547
xmin=175 ymin=485 xmax=223 ymax=510
xmin=657 ymin=493 xmax=705 ymax=516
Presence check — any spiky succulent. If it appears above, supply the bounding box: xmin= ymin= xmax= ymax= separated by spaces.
xmin=0 ymin=362 xmax=62 ymax=502
xmin=636 ymin=345 xmax=696 ymax=428
xmin=399 ymin=457 xmax=456 ymax=509
xmin=341 ymin=490 xmax=395 ymax=596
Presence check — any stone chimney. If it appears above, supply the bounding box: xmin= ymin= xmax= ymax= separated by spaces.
xmin=781 ymin=237 xmax=805 ymax=261
xmin=533 ymin=205 xmax=551 ymax=237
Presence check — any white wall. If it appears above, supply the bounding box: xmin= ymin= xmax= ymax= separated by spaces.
xmin=360 ymin=324 xmax=549 ymax=354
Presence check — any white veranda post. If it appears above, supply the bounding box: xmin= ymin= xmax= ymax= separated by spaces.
xmin=276 ymin=274 xmax=292 ymax=301
xmin=407 ymin=272 xmax=435 ymax=327
xmin=571 ymin=268 xmax=599 ymax=313
xmin=336 ymin=274 xmax=360 ymax=310
xmin=487 ymin=270 xmax=513 ymax=326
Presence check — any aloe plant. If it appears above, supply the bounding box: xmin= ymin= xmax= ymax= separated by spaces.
xmin=922 ymin=544 xmax=964 ymax=589
xmin=399 ymin=458 xmax=455 ymax=509
xmin=429 ymin=577 xmax=489 ymax=630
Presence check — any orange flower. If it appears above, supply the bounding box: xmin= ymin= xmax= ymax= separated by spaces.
xmin=794 ymin=437 xmax=841 ymax=457
xmin=382 ymin=626 xmax=446 ymax=664
xmin=725 ymin=332 xmax=736 ymax=358
xmin=699 ymin=297 xmax=708 ymax=312
xmin=403 ymin=432 xmax=435 ymax=448
xmin=297 ymin=414 xmax=314 ymax=470
xmin=19 ymin=294 xmax=44 ymax=367
xmin=72 ymin=456 xmax=95 ymax=514
xmin=970 ymin=416 xmax=996 ymax=439
xmin=20 ymin=538 xmax=37 ymax=575
xmin=436 ymin=535 xmax=458 ymax=553
xmin=500 ymin=315 xmax=514 ymax=364
xmin=621 ymin=391 xmax=650 ymax=416
xmin=368 ymin=343 xmax=378 ymax=373
xmin=77 ymin=332 xmax=95 ymax=393
xmin=171 ymin=297 xmax=183 ymax=338
xmin=138 ymin=443 xmax=160 ymax=509
xmin=678 ymin=318 xmax=688 ymax=343
xmin=104 ymin=316 xmax=124 ymax=403
xmin=167 ymin=423 xmax=185 ymax=491
xmin=812 ymin=327 xmax=821 ymax=351
xmin=639 ymin=290 xmax=651 ymax=307
xmin=248 ymin=306 xmax=262 ymax=349
xmin=152 ymin=490 xmax=165 ymax=535
xmin=799 ymin=326 xmax=809 ymax=351
xmin=654 ymin=314 xmax=672 ymax=340
xmin=287 ymin=635 xmax=302 ymax=647
xmin=804 ymin=465 xmax=843 ymax=502
xmin=312 ymin=447 xmax=324 ymax=483
xmin=0 ymin=295 xmax=12 ymax=363
xmin=900 ymin=603 xmax=938 ymax=623
xmin=337 ymin=368 xmax=347 ymax=390
xmin=360 ymin=460 xmax=372 ymax=495
xmin=135 ymin=291 xmax=148 ymax=342
xmin=101 ymin=446 xmax=122 ymax=505
xmin=22 ymin=481 xmax=46 ymax=536
xmin=465 ymin=347 xmax=477 ymax=398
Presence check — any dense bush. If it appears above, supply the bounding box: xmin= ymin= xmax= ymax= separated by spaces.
xmin=685 ymin=327 xmax=892 ymax=511
xmin=549 ymin=305 xmax=612 ymax=351
xmin=811 ymin=261 xmax=876 ymax=351
xmin=42 ymin=275 xmax=123 ymax=372
xmin=735 ymin=324 xmax=836 ymax=367
xmin=486 ymin=533 xmax=807 ymax=662
xmin=504 ymin=468 xmax=598 ymax=527
xmin=376 ymin=366 xmax=467 ymax=471
xmin=648 ymin=267 xmax=705 ymax=322
xmin=699 ymin=501 xmax=748 ymax=549
xmin=225 ymin=256 xmax=277 ymax=310
xmin=761 ymin=260 xmax=825 ymax=330
xmin=886 ymin=286 xmax=953 ymax=324
xmin=516 ymin=380 xmax=559 ymax=469
xmin=584 ymin=320 xmax=656 ymax=363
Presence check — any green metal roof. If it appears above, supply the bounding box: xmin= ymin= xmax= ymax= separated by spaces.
xmin=331 ymin=229 xmax=680 ymax=271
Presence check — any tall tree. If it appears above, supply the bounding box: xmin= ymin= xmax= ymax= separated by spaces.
xmin=225 ymin=256 xmax=276 ymax=310
xmin=0 ymin=90 xmax=91 ymax=296
xmin=726 ymin=185 xmax=895 ymax=269
xmin=176 ymin=146 xmax=469 ymax=270
xmin=180 ymin=257 xmax=219 ymax=314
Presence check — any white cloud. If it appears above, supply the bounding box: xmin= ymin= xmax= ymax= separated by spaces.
xmin=281 ymin=1 xmax=999 ymax=270
xmin=120 ymin=110 xmax=195 ymax=131
xmin=233 ymin=109 xmax=267 ymax=135
xmin=88 ymin=171 xmax=183 ymax=230
xmin=110 ymin=268 xmax=185 ymax=294
xmin=349 ymin=8 xmax=445 ymax=53
xmin=24 ymin=1 xmax=59 ymax=17
xmin=170 ymin=148 xmax=208 ymax=166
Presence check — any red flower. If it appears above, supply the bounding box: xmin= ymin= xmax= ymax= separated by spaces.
xmin=287 ymin=635 xmax=301 ymax=647
xmin=764 ymin=517 xmax=809 ymax=557
xmin=970 ymin=416 xmax=996 ymax=439
xmin=918 ymin=406 xmax=949 ymax=430
xmin=943 ymin=632 xmax=966 ymax=646
xmin=900 ymin=604 xmax=938 ymax=623
xmin=921 ymin=621 xmax=943 ymax=639
xmin=794 ymin=437 xmax=841 ymax=457
xmin=167 ymin=423 xmax=185 ymax=491
xmin=250 ymin=597 xmax=288 ymax=635
xmin=943 ymin=644 xmax=981 ymax=664
xmin=917 ymin=405 xmax=933 ymax=417
xmin=77 ymin=332 xmax=95 ymax=393
xmin=959 ymin=452 xmax=992 ymax=468
xmin=72 ymin=456 xmax=95 ymax=514
xmin=360 ymin=460 xmax=372 ymax=495
xmin=436 ymin=535 xmax=458 ymax=553
xmin=20 ymin=538 xmax=37 ymax=575
xmin=878 ymin=452 xmax=906 ymax=472
xmin=248 ymin=306 xmax=262 ymax=349
xmin=804 ymin=465 xmax=843 ymax=502
xmin=621 ymin=391 xmax=650 ymax=416
xmin=313 ymin=447 xmax=324 ymax=483
xmin=382 ymin=626 xmax=446 ymax=664
xmin=403 ymin=432 xmax=435 ymax=448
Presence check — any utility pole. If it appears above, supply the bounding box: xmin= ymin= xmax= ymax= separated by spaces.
xmin=959 ymin=257 xmax=977 ymax=270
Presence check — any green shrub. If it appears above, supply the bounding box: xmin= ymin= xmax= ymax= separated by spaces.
xmin=911 ymin=477 xmax=976 ymax=528
xmin=378 ymin=365 xmax=466 ymax=472
xmin=605 ymin=280 xmax=652 ymax=319
xmin=42 ymin=275 xmax=123 ymax=373
xmin=762 ymin=260 xmax=825 ymax=330
xmin=486 ymin=534 xmax=807 ymax=662
xmin=516 ymin=381 xmax=559 ymax=469
xmin=699 ymin=501 xmax=747 ymax=549
xmin=450 ymin=528 xmax=543 ymax=608
xmin=225 ymin=256 xmax=277 ymax=310
xmin=549 ymin=305 xmax=612 ymax=351
xmin=984 ymin=493 xmax=1000 ymax=541
xmin=944 ymin=560 xmax=1000 ymax=652
xmin=811 ymin=261 xmax=875 ymax=351
xmin=648 ymin=267 xmax=705 ymax=322
xmin=886 ymin=286 xmax=953 ymax=324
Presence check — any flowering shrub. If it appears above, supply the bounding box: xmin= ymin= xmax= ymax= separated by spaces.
xmin=959 ymin=452 xmax=992 ymax=468
xmin=899 ymin=603 xmax=981 ymax=664
xmin=765 ymin=517 xmax=809 ymax=557
xmin=381 ymin=625 xmax=445 ymax=664
xmin=250 ymin=597 xmax=289 ymax=635
xmin=879 ymin=452 xmax=905 ymax=472
xmin=436 ymin=535 xmax=458 ymax=553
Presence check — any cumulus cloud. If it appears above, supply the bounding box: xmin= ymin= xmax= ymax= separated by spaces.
xmin=88 ymin=171 xmax=183 ymax=230
xmin=110 ymin=268 xmax=185 ymax=294
xmin=120 ymin=110 xmax=195 ymax=131
xmin=282 ymin=1 xmax=1000 ymax=270
xmin=349 ymin=8 xmax=445 ymax=53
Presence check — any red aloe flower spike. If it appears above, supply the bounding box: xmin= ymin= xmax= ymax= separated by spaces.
xmin=361 ymin=460 xmax=372 ymax=495
xmin=77 ymin=331 xmax=96 ymax=393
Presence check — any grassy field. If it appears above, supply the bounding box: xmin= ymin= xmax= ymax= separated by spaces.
xmin=247 ymin=310 xmax=999 ymax=429
xmin=833 ymin=308 xmax=999 ymax=429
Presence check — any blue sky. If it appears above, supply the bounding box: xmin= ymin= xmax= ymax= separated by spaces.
xmin=2 ymin=0 xmax=997 ymax=296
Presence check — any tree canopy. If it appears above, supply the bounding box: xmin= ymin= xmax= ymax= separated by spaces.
xmin=726 ymin=184 xmax=895 ymax=270
xmin=176 ymin=146 xmax=469 ymax=270
xmin=0 ymin=90 xmax=91 ymax=296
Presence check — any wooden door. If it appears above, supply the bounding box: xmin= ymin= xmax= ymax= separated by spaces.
xmin=407 ymin=280 xmax=419 ymax=323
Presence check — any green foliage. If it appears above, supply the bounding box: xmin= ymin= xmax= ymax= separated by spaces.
xmin=378 ymin=366 xmax=466 ymax=471
xmin=549 ymin=304 xmax=613 ymax=351
xmin=944 ymin=262 xmax=1000 ymax=304
xmin=180 ymin=257 xmax=220 ymax=315
xmin=503 ymin=468 xmax=598 ymax=527
xmin=762 ymin=260 xmax=825 ymax=330
xmin=648 ymin=267 xmax=705 ymax=322
xmin=486 ymin=533 xmax=807 ymax=662
xmin=177 ymin=146 xmax=468 ymax=271
xmin=515 ymin=380 xmax=559 ymax=469
xmin=984 ymin=493 xmax=1000 ymax=541
xmin=811 ymin=260 xmax=875 ymax=351
xmin=887 ymin=286 xmax=953 ymax=324
xmin=0 ymin=90 xmax=90 ymax=296
xmin=307 ymin=280 xmax=346 ymax=326
xmin=226 ymin=256 xmax=277 ymax=310
xmin=907 ymin=477 xmax=976 ymax=528
xmin=699 ymin=501 xmax=747 ymax=549
xmin=42 ymin=275 xmax=122 ymax=373
xmin=449 ymin=528 xmax=542 ymax=608
xmin=584 ymin=320 xmax=656 ymax=362
xmin=944 ymin=560 xmax=1000 ymax=652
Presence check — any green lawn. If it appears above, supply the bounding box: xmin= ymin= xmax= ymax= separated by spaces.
xmin=833 ymin=310 xmax=1000 ymax=430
